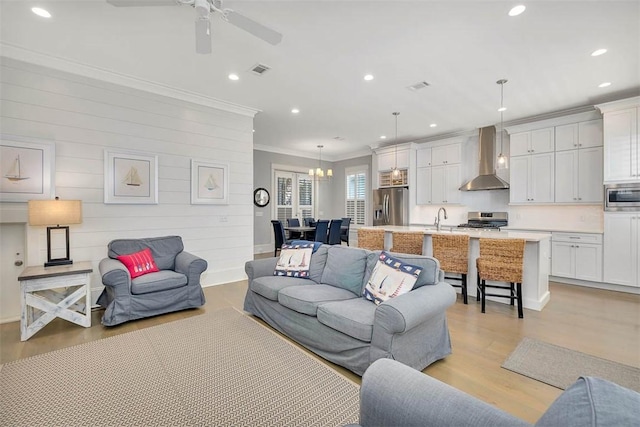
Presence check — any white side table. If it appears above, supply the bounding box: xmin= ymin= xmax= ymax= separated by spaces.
xmin=18 ymin=261 xmax=93 ymax=341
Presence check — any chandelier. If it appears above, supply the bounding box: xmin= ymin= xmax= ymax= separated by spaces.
xmin=309 ymin=144 xmax=332 ymax=179
xmin=496 ymin=79 xmax=508 ymax=170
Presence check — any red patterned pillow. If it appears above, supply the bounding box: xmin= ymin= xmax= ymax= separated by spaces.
xmin=117 ymin=248 xmax=159 ymax=279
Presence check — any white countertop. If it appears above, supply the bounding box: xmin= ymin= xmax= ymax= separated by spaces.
xmin=366 ymin=226 xmax=551 ymax=242
xmin=501 ymin=226 xmax=604 ymax=234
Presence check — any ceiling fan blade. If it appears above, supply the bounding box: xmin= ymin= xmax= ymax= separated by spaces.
xmin=225 ymin=10 xmax=282 ymax=45
xmin=195 ymin=18 xmax=212 ymax=54
xmin=106 ymin=0 xmax=178 ymax=6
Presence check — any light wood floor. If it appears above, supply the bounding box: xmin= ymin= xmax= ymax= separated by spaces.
xmin=1 ymin=279 xmax=639 ymax=424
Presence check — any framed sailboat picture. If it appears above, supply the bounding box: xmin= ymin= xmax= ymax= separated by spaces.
xmin=1 ymin=135 xmax=55 ymax=202
xmin=191 ymin=159 xmax=229 ymax=205
xmin=104 ymin=150 xmax=158 ymax=204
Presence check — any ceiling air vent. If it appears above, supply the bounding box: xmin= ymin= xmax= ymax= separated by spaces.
xmin=249 ymin=63 xmax=271 ymax=76
xmin=406 ymin=81 xmax=430 ymax=91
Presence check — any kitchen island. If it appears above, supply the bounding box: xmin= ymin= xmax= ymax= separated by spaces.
xmin=366 ymin=226 xmax=552 ymax=311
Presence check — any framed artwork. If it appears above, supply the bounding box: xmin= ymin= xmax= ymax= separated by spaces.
xmin=104 ymin=150 xmax=158 ymax=204
xmin=191 ymin=159 xmax=229 ymax=205
xmin=0 ymin=135 xmax=55 ymax=203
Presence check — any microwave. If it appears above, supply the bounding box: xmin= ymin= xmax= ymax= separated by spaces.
xmin=604 ymin=183 xmax=640 ymax=211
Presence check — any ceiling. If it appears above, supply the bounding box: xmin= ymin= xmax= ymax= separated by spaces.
xmin=1 ymin=1 xmax=638 ymax=161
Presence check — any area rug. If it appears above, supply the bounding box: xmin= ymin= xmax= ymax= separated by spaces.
xmin=502 ymin=337 xmax=640 ymax=392
xmin=0 ymin=307 xmax=359 ymax=426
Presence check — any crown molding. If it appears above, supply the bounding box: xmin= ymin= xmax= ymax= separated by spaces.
xmin=254 ymin=143 xmax=372 ymax=162
xmin=0 ymin=43 xmax=260 ymax=118
xmin=596 ymin=96 xmax=640 ymax=114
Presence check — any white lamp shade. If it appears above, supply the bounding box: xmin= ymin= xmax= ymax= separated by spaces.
xmin=28 ymin=199 xmax=82 ymax=226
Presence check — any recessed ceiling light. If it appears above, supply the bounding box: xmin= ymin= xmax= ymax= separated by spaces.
xmin=228 ymin=73 xmax=239 ymax=81
xmin=380 ymin=135 xmax=387 ymax=139
xmin=508 ymin=5 xmax=526 ymax=16
xmin=599 ymin=82 xmax=612 ymax=88
xmin=430 ymin=124 xmax=437 ymax=128
xmin=291 ymin=108 xmax=300 ymax=114
xmin=364 ymin=74 xmax=374 ymax=81
xmin=31 ymin=7 xmax=51 ymax=18
xmin=591 ymin=48 xmax=607 ymax=57
xmin=498 ymin=107 xmax=507 ymax=112
xmin=252 ymin=129 xmax=255 ymax=133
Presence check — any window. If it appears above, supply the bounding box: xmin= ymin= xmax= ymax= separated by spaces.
xmin=275 ymin=171 xmax=314 ymax=221
xmin=346 ymin=167 xmax=367 ymax=225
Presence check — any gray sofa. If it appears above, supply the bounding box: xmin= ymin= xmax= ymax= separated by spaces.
xmin=243 ymin=245 xmax=457 ymax=376
xmin=349 ymin=358 xmax=640 ymax=426
xmin=98 ymin=236 xmax=207 ymax=326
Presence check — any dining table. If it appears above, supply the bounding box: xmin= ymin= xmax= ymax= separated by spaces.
xmin=284 ymin=225 xmax=316 ymax=240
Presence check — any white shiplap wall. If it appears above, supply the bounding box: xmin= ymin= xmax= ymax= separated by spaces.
xmin=0 ymin=57 xmax=256 ymax=304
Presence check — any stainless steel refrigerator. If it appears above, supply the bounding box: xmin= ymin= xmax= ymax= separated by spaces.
xmin=373 ymin=187 xmax=409 ymax=226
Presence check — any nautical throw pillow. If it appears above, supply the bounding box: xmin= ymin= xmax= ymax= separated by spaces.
xmin=363 ymin=251 xmax=421 ymax=305
xmin=117 ymin=248 xmax=160 ymax=279
xmin=274 ymin=243 xmax=315 ymax=278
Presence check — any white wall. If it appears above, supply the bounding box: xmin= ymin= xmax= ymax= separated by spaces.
xmin=0 ymin=57 xmax=256 ymax=304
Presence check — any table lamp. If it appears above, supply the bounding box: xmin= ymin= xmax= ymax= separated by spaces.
xmin=28 ymin=197 xmax=82 ymax=267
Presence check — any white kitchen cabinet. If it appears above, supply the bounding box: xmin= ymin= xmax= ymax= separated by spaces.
xmin=416 ymin=147 xmax=432 ymax=168
xmin=551 ymin=232 xmax=602 ymax=282
xmin=603 ymin=213 xmax=640 ymax=287
xmin=377 ymin=148 xmax=410 ymax=171
xmin=416 ymin=167 xmax=432 ymax=204
xmin=430 ymin=164 xmax=461 ymax=204
xmin=555 ymin=147 xmax=603 ymax=203
xmin=509 ymin=152 xmax=554 ymax=204
xmin=602 ymin=107 xmax=639 ymax=182
xmin=555 ymin=120 xmax=603 ymax=151
xmin=510 ymin=127 xmax=555 ymax=157
xmin=431 ymin=143 xmax=461 ymax=165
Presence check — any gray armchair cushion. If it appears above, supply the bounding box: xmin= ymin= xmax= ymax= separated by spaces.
xmin=131 ymin=270 xmax=188 ymax=295
xmin=320 ymin=246 xmax=368 ymax=295
xmin=278 ymin=284 xmax=356 ymax=316
xmin=108 ymin=236 xmax=184 ymax=270
xmin=317 ymin=298 xmax=376 ymax=342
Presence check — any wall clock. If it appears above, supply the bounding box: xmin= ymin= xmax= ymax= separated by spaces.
xmin=253 ymin=188 xmax=270 ymax=207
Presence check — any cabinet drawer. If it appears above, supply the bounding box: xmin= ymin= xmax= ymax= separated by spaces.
xmin=552 ymin=232 xmax=602 ymax=244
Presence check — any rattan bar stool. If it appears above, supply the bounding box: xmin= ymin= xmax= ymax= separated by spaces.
xmin=390 ymin=231 xmax=424 ymax=255
xmin=357 ymin=228 xmax=385 ymax=251
xmin=476 ymin=238 xmax=526 ymax=318
xmin=432 ymin=233 xmax=470 ymax=304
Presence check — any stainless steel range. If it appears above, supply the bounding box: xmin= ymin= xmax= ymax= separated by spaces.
xmin=458 ymin=212 xmax=508 ymax=230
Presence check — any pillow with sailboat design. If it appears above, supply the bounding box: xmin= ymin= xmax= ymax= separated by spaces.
xmin=363 ymin=252 xmax=422 ymax=305
xmin=274 ymin=243 xmax=315 ymax=278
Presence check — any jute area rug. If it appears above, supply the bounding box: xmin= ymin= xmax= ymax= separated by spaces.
xmin=0 ymin=307 xmax=359 ymax=426
xmin=502 ymin=336 xmax=640 ymax=393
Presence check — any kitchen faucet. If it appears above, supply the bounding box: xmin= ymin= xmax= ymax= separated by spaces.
xmin=435 ymin=207 xmax=448 ymax=231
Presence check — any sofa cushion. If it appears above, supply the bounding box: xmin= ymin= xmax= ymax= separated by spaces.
xmin=274 ymin=243 xmax=314 ymax=278
xmin=363 ymin=252 xmax=420 ymax=305
xmin=308 ymin=245 xmax=329 ymax=283
xmin=130 ymin=270 xmax=187 ymax=295
xmin=535 ymin=376 xmax=640 ymax=427
xmin=317 ymin=298 xmax=376 ymax=342
xmin=320 ymin=246 xmax=368 ymax=296
xmin=278 ymin=284 xmax=357 ymax=316
xmin=117 ymin=248 xmax=159 ymax=279
xmin=251 ymin=276 xmax=310 ymax=301
xmin=108 ymin=236 xmax=184 ymax=270
xmin=365 ymin=250 xmax=441 ymax=289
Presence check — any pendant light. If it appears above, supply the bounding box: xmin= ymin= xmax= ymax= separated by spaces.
xmin=496 ymin=79 xmax=508 ymax=170
xmin=308 ymin=144 xmax=332 ymax=179
xmin=391 ymin=112 xmax=400 ymax=177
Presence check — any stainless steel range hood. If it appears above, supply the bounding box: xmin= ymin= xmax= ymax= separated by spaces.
xmin=459 ymin=126 xmax=510 ymax=191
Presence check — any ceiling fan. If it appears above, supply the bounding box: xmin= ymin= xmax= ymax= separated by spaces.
xmin=106 ymin=0 xmax=283 ymax=54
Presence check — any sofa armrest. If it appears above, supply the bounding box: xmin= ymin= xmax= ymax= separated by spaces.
xmin=99 ymin=258 xmax=131 ymax=290
xmin=245 ymin=257 xmax=279 ymax=282
xmin=358 ymin=359 xmax=529 ymax=427
xmin=175 ymin=251 xmax=208 ymax=278
xmin=374 ymin=281 xmax=456 ymax=334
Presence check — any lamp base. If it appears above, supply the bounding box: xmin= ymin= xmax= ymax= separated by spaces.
xmin=45 ymin=259 xmax=73 ymax=268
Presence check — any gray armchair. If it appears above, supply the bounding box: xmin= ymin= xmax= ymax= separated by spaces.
xmin=98 ymin=236 xmax=207 ymax=326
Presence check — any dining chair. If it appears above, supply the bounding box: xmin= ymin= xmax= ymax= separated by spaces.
xmin=303 ymin=217 xmax=315 ymax=227
xmin=286 ymin=218 xmax=302 ymax=239
xmin=313 ymin=220 xmax=330 ymax=243
xmin=340 ymin=217 xmax=351 ymax=246
xmin=327 ymin=219 xmax=343 ymax=245
xmin=476 ymin=238 xmax=526 ymax=318
xmin=271 ymin=220 xmax=290 ymax=256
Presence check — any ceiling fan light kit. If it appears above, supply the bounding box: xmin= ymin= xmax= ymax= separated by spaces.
xmin=106 ymin=0 xmax=283 ymax=54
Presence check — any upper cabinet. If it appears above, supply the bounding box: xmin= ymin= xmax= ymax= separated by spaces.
xmin=555 ymin=120 xmax=603 ymax=151
xmin=510 ymin=127 xmax=555 ymax=157
xmin=377 ymin=148 xmax=410 ymax=172
xmin=431 ymin=144 xmax=461 ymax=165
xmin=415 ymin=142 xmax=461 ymax=205
xmin=597 ymin=99 xmax=640 ymax=183
xmin=375 ymin=145 xmax=411 ymax=187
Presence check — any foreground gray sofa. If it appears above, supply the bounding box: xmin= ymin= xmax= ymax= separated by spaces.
xmin=98 ymin=236 xmax=207 ymax=326
xmin=349 ymin=358 xmax=640 ymax=426
xmin=243 ymin=245 xmax=457 ymax=375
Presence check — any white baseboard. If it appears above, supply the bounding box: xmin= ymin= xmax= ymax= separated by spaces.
xmin=550 ymin=276 xmax=640 ymax=295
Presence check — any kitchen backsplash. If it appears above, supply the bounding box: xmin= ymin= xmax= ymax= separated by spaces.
xmin=508 ymin=205 xmax=604 ymax=232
